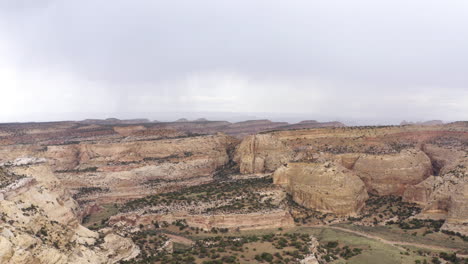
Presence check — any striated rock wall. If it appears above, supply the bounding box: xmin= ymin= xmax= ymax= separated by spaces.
xmin=233 ymin=127 xmax=460 ymax=196
xmin=0 ymin=133 xmax=238 ymax=204
xmin=352 ymin=149 xmax=432 ymax=196
xmin=234 ymin=134 xmax=293 ymax=174
xmin=44 ymin=133 xmax=234 ymax=173
xmin=273 ymin=162 xmax=368 ymax=216
xmin=234 ymin=125 xmax=466 ymax=174
xmin=230 ymin=124 xmax=467 ymax=229
xmin=421 ymin=144 xmax=466 ymax=175
xmin=402 ymin=176 xmax=438 ymax=206
xmin=109 ymin=210 xmax=295 ymax=231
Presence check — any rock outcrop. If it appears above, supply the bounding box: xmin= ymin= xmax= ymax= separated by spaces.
xmin=442 ymin=182 xmax=468 ymax=236
xmin=300 ymin=235 xmax=320 ymax=264
xmin=234 ymin=134 xmax=293 ymax=174
xmin=109 ymin=210 xmax=295 ymax=231
xmin=421 ymin=144 xmax=466 ymax=175
xmin=273 ymin=162 xmax=368 ymax=216
xmin=402 ymin=176 xmax=438 ymax=206
xmin=0 ymin=164 xmax=139 ymax=263
xmin=352 ymin=149 xmax=432 ymax=196
xmin=404 ymin=157 xmax=468 ymax=235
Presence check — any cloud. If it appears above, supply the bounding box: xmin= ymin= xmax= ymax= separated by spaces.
xmin=0 ymin=0 xmax=467 ymax=123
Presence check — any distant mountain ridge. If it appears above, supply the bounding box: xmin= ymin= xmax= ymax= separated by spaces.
xmin=400 ymin=120 xmax=444 ymax=126
xmin=72 ymin=117 xmax=345 ymax=137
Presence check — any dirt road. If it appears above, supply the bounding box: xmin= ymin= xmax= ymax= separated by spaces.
xmin=308 ymin=225 xmax=468 ymax=258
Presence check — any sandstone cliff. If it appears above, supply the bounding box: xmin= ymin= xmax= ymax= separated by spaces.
xmin=109 ymin=210 xmax=295 ymax=231
xmin=273 ymin=162 xmax=368 ymax=216
xmin=421 ymin=144 xmax=466 ymax=175
xmin=234 ymin=133 xmax=293 ymax=174
xmin=352 ymin=149 xmax=432 ymax=196
xmin=0 ymin=163 xmax=139 ymax=263
xmin=0 ymin=133 xmax=238 ymax=205
xmin=233 ymin=126 xmax=468 ymax=197
xmin=442 ymin=182 xmax=468 ymax=236
xmin=403 ymin=157 xmax=468 ymax=235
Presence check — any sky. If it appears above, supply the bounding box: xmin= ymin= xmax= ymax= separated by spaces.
xmin=0 ymin=0 xmax=467 ymax=124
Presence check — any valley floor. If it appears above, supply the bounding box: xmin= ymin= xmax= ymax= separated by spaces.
xmin=116 ymin=223 xmax=468 ymax=264
xmin=97 ymin=176 xmax=467 ymax=264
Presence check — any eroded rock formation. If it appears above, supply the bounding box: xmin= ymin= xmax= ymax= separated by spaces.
xmin=352 ymin=149 xmax=432 ymax=196
xmin=404 ymin=157 xmax=468 ymax=235
xmin=273 ymin=162 xmax=368 ymax=216
xmin=0 ymin=120 xmax=466 ymax=261
xmin=234 ymin=134 xmax=293 ymax=174
xmin=109 ymin=210 xmax=295 ymax=231
xmin=442 ymin=182 xmax=468 ymax=235
xmin=0 ymin=163 xmax=139 ymax=263
xmin=234 ymin=126 xmax=467 ymax=197
xmin=0 ymin=133 xmax=238 ymax=205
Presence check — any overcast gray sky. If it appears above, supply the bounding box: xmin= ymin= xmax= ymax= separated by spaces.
xmin=0 ymin=0 xmax=467 ymax=124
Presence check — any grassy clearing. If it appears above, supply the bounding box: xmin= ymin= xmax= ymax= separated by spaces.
xmin=180 ymin=225 xmax=466 ymax=263
xmin=83 ymin=203 xmax=119 ymax=229
xmin=295 ymin=227 xmax=435 ymax=264
xmin=335 ymin=223 xmax=468 ymax=252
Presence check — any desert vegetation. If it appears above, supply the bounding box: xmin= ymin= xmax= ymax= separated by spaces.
xmin=121 ymin=177 xmax=281 ymax=215
xmin=0 ymin=167 xmax=26 ymax=188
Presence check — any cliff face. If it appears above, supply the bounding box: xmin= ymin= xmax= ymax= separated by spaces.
xmin=403 ymin=157 xmax=468 ymax=235
xmin=402 ymin=176 xmax=438 ymax=206
xmin=45 ymin=134 xmax=234 ymax=173
xmin=401 ymin=136 xmax=468 ymax=236
xmin=273 ymin=162 xmax=368 ymax=216
xmin=421 ymin=144 xmax=466 ymax=175
xmin=352 ymin=149 xmax=432 ymax=196
xmin=234 ymin=134 xmax=293 ymax=174
xmin=442 ymin=182 xmax=468 ymax=236
xmin=0 ymin=133 xmax=238 ymax=205
xmin=0 ymin=164 xmax=139 ymax=264
xmin=107 ymin=176 xmax=294 ymax=231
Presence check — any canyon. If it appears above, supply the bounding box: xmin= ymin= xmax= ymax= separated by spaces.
xmin=0 ymin=119 xmax=467 ymax=263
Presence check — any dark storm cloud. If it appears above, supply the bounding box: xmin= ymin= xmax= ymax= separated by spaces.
xmin=0 ymin=0 xmax=467 ymax=123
